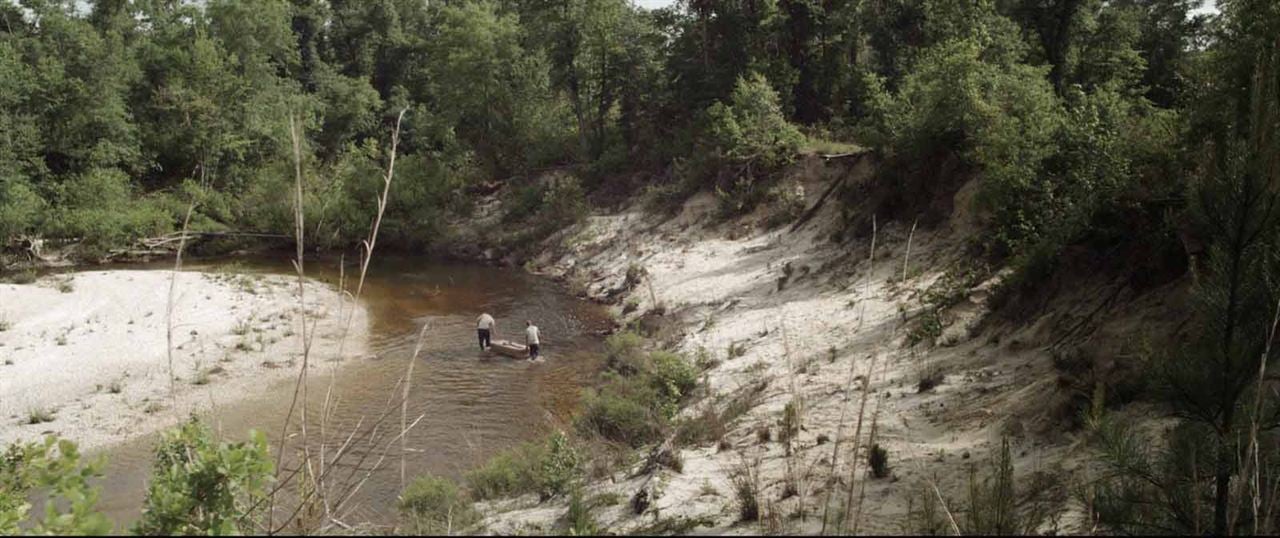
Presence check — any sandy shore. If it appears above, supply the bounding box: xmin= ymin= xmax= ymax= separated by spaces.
xmin=0 ymin=268 xmax=370 ymax=450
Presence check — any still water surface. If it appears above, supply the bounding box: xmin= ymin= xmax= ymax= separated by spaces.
xmin=90 ymin=255 xmax=610 ymax=529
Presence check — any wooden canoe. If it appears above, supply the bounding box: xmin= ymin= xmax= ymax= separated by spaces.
xmin=488 ymin=339 xmax=527 ymax=358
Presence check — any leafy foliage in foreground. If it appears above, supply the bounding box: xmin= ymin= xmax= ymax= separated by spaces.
xmin=134 ymin=418 xmax=273 ymax=535
xmin=0 ymin=437 xmax=111 ymax=535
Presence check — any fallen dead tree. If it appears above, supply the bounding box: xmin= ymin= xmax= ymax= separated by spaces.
xmin=105 ymin=230 xmax=292 ymax=260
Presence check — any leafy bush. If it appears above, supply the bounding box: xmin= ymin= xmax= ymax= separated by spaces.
xmin=580 ymin=333 xmax=699 ymax=447
xmin=0 ymin=437 xmax=112 ymax=535
xmin=465 ymin=441 xmax=547 ymax=501
xmin=649 ymin=350 xmax=699 ymax=405
xmin=399 ymin=475 xmax=477 ymax=535
xmin=134 ymin=418 xmax=273 ymax=535
xmin=604 ymin=331 xmax=647 ymax=375
xmin=0 ymin=178 xmax=44 ymax=240
xmin=539 ymin=431 xmax=581 ymax=500
xmin=466 ymin=431 xmax=581 ymax=501
xmin=45 ymin=168 xmax=174 ymax=253
xmin=577 ymin=377 xmax=665 ymax=447
xmin=690 ymin=73 xmax=806 ymax=220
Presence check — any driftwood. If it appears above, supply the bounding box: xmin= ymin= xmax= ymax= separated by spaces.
xmin=3 ymin=235 xmax=44 ymax=261
xmin=105 ymin=231 xmax=291 ymax=260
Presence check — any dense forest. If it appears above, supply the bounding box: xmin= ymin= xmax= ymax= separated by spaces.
xmin=3 ymin=0 xmax=1280 ymax=534
xmin=0 ymin=0 xmax=1268 ymax=264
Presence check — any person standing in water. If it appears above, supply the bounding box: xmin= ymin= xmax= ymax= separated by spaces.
xmin=525 ymin=320 xmax=540 ymax=361
xmin=477 ymin=312 xmax=495 ymax=351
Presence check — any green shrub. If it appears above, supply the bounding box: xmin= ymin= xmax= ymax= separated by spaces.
xmin=133 ymin=418 xmax=273 ymax=535
xmin=0 ymin=437 xmax=112 ymax=535
xmin=649 ymin=350 xmax=698 ymax=406
xmin=465 ymin=441 xmax=546 ymax=501
xmin=539 ymin=431 xmax=581 ymax=500
xmin=577 ymin=379 xmax=664 ymax=447
xmin=45 ymin=169 xmax=174 ymax=252
xmin=0 ymin=178 xmax=44 ymax=240
xmin=604 ymin=331 xmax=647 ymax=375
xmin=581 ymin=334 xmax=698 ymax=447
xmin=399 ymin=475 xmax=477 ymax=535
xmin=466 ymin=431 xmax=581 ymax=501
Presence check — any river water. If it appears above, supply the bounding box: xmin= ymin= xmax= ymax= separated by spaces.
xmin=88 ymin=255 xmax=611 ymax=531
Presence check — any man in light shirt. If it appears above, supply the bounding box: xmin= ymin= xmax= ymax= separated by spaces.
xmin=525 ymin=320 xmax=540 ymax=361
xmin=477 ymin=312 xmax=495 ymax=350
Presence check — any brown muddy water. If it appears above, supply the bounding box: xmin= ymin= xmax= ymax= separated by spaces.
xmin=87 ymin=255 xmax=611 ymax=531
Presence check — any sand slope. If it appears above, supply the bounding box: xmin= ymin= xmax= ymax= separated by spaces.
xmin=0 ymin=269 xmax=369 ymax=450
xmin=474 ymin=156 xmax=1179 ymax=534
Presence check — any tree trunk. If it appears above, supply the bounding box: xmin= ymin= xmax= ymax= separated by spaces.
xmin=1215 ymin=436 xmax=1231 ymax=535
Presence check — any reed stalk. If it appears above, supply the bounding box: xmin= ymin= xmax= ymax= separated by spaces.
xmin=902 ymin=217 xmax=917 ymax=282
xmin=820 ymin=215 xmax=877 ymax=534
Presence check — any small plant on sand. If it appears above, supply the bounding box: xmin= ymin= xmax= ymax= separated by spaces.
xmin=25 ymin=407 xmax=54 ymax=425
xmin=0 ymin=317 xmax=11 ymax=332
xmin=55 ymin=278 xmax=74 ymax=294
xmin=191 ymin=369 xmax=211 ymax=386
xmin=730 ymin=456 xmax=763 ymax=522
xmin=622 ymin=297 xmax=640 ymax=315
xmin=566 ymin=489 xmax=599 ymax=535
xmin=143 ymin=402 xmax=164 ymax=414
xmin=917 ymin=365 xmax=943 ymax=393
xmin=8 ymin=269 xmax=37 ymax=284
xmin=869 ymin=444 xmax=891 ymax=478
xmin=780 ymin=399 xmax=801 ymax=444
xmin=908 ymin=309 xmax=944 ymax=347
xmin=54 ymin=334 xmax=67 ymax=346
xmin=727 ymin=340 xmax=747 ymax=359
xmin=107 ymin=379 xmax=124 ymax=394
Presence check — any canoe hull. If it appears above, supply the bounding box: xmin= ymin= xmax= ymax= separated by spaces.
xmin=488 ymin=340 xmax=527 ymax=359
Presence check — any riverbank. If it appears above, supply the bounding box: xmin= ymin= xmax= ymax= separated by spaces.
xmin=0 ymin=269 xmax=370 ymax=451
xmin=465 ymin=154 xmax=1187 ymax=534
